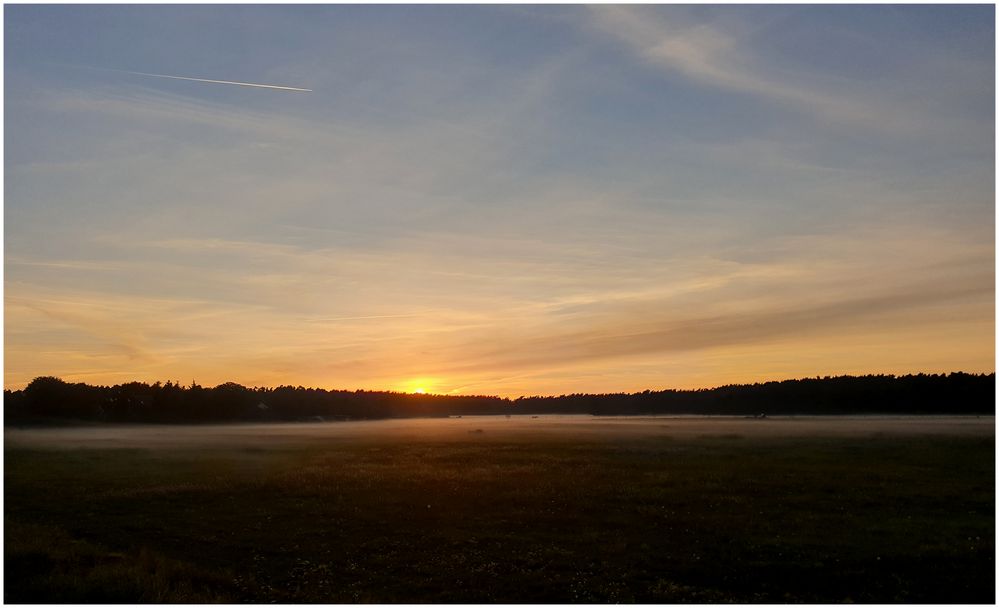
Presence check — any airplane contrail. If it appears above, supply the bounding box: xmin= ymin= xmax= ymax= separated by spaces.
xmin=118 ymin=69 xmax=312 ymax=92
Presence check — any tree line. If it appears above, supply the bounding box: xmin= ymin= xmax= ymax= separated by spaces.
xmin=3 ymin=372 xmax=994 ymax=425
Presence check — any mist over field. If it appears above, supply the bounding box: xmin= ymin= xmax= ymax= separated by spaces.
xmin=5 ymin=414 xmax=994 ymax=450
xmin=5 ymin=416 xmax=994 ymax=603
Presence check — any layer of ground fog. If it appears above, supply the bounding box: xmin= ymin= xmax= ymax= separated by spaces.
xmin=5 ymin=415 xmax=995 ymax=602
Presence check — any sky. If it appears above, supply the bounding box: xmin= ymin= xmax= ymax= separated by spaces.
xmin=4 ymin=5 xmax=995 ymax=397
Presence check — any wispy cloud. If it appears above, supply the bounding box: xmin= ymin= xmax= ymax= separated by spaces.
xmin=5 ymin=256 xmax=128 ymax=272
xmin=585 ymin=6 xmax=926 ymax=132
xmin=42 ymin=87 xmax=320 ymax=141
xmin=455 ymin=276 xmax=993 ymax=373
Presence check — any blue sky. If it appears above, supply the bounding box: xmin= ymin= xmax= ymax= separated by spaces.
xmin=5 ymin=5 xmax=994 ymax=395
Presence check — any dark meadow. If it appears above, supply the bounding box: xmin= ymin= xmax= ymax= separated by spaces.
xmin=4 ymin=374 xmax=995 ymax=603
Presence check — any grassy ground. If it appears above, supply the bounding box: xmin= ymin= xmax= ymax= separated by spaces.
xmin=4 ymin=417 xmax=995 ymax=603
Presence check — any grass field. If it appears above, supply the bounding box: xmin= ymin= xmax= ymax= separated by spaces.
xmin=4 ymin=416 xmax=995 ymax=603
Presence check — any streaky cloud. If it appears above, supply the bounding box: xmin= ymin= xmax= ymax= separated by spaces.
xmin=119 ymin=70 xmax=312 ymax=92
xmin=58 ymin=62 xmax=314 ymax=92
xmin=585 ymin=6 xmax=919 ymax=133
xmin=443 ymin=275 xmax=995 ymax=375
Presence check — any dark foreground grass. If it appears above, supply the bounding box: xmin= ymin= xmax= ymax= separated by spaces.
xmin=5 ymin=421 xmax=995 ymax=603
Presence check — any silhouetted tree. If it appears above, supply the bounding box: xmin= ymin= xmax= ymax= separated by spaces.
xmin=4 ymin=373 xmax=994 ymax=425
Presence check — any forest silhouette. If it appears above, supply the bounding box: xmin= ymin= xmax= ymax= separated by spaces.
xmin=4 ymin=372 xmax=993 ymax=425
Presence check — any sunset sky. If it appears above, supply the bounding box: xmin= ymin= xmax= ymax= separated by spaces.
xmin=5 ymin=5 xmax=995 ymax=397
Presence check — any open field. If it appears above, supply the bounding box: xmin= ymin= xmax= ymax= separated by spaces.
xmin=5 ymin=416 xmax=995 ymax=602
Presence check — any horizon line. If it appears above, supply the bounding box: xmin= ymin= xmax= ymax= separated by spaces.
xmin=7 ymin=371 xmax=994 ymax=400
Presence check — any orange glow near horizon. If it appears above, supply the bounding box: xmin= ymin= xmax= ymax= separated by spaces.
xmin=5 ymin=223 xmax=992 ymax=398
xmin=3 ymin=6 xmax=994 ymax=399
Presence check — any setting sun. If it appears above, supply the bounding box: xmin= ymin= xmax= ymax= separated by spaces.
xmin=401 ymin=378 xmax=439 ymax=395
